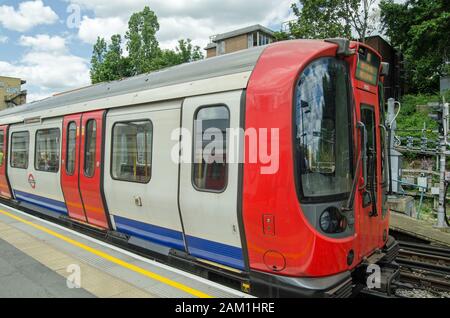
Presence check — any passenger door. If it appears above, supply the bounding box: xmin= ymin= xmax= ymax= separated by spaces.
xmin=0 ymin=125 xmax=12 ymax=199
xmin=179 ymin=91 xmax=244 ymax=270
xmin=61 ymin=110 xmax=110 ymax=229
xmin=61 ymin=114 xmax=86 ymax=222
xmin=103 ymin=103 xmax=186 ymax=252
xmin=79 ymin=110 xmax=110 ymax=229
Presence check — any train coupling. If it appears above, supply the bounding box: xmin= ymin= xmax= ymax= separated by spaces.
xmin=354 ymin=237 xmax=401 ymax=297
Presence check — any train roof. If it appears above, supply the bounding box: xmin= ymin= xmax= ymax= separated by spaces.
xmin=0 ymin=45 xmax=266 ymax=124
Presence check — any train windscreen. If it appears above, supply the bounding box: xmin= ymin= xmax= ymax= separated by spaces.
xmin=295 ymin=57 xmax=353 ymax=200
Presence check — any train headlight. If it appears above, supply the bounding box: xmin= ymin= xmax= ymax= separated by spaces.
xmin=320 ymin=208 xmax=347 ymax=234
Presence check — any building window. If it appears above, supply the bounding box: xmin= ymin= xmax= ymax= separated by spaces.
xmin=84 ymin=120 xmax=96 ymax=177
xmin=0 ymin=130 xmax=4 ymax=167
xmin=248 ymin=32 xmax=272 ymax=48
xmin=11 ymin=131 xmax=29 ymax=169
xmin=217 ymin=41 xmax=225 ymax=55
xmin=35 ymin=128 xmax=60 ymax=173
xmin=258 ymin=33 xmax=271 ymax=45
xmin=66 ymin=122 xmax=77 ymax=175
xmin=193 ymin=106 xmax=229 ymax=192
xmin=111 ymin=120 xmax=153 ymax=183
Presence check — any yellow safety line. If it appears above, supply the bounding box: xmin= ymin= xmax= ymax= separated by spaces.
xmin=0 ymin=209 xmax=213 ymax=298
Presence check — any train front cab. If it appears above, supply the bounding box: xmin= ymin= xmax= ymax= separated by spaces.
xmin=243 ymin=39 xmax=398 ymax=297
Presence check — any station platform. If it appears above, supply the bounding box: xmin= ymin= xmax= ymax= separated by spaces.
xmin=390 ymin=212 xmax=450 ymax=247
xmin=0 ymin=203 xmax=252 ymax=298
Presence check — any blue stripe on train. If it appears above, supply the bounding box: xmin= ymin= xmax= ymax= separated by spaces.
xmin=185 ymin=235 xmax=245 ymax=270
xmin=114 ymin=215 xmax=185 ymax=251
xmin=13 ymin=189 xmax=67 ymax=215
xmin=113 ymin=215 xmax=244 ymax=270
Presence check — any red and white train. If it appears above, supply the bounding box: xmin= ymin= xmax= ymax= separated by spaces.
xmin=0 ymin=39 xmax=399 ymax=297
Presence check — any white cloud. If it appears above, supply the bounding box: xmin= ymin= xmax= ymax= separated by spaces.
xmin=0 ymin=33 xmax=90 ymax=97
xmin=0 ymin=36 xmax=8 ymax=44
xmin=70 ymin=0 xmax=293 ymax=49
xmin=20 ymin=34 xmax=67 ymax=53
xmin=78 ymin=16 xmax=128 ymax=44
xmin=0 ymin=0 xmax=59 ymax=32
xmin=0 ymin=1 xmax=294 ymax=100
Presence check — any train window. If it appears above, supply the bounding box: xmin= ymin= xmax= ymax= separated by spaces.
xmin=0 ymin=131 xmax=4 ymax=167
xmin=84 ymin=120 xmax=96 ymax=178
xmin=111 ymin=120 xmax=153 ymax=183
xmin=295 ymin=57 xmax=353 ymax=199
xmin=66 ymin=122 xmax=77 ymax=175
xmin=193 ymin=105 xmax=229 ymax=192
xmin=35 ymin=128 xmax=60 ymax=173
xmin=11 ymin=131 xmax=29 ymax=169
xmin=361 ymin=105 xmax=377 ymax=192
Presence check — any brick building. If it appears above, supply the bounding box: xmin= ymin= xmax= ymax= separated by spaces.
xmin=0 ymin=76 xmax=27 ymax=110
xmin=364 ymin=35 xmax=405 ymax=100
xmin=205 ymin=24 xmax=275 ymax=58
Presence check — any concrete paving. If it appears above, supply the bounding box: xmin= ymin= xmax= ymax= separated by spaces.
xmin=390 ymin=211 xmax=450 ymax=246
xmin=0 ymin=204 xmax=251 ymax=298
xmin=0 ymin=237 xmax=94 ymax=298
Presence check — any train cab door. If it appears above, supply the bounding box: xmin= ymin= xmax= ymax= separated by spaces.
xmin=79 ymin=110 xmax=110 ymax=229
xmin=61 ymin=111 xmax=110 ymax=229
xmin=353 ymin=45 xmax=384 ymax=257
xmin=0 ymin=125 xmax=12 ymax=199
xmin=358 ymin=101 xmax=382 ymax=256
xmin=61 ymin=115 xmax=86 ymax=222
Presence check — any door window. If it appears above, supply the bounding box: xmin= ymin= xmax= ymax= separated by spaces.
xmin=193 ymin=105 xmax=229 ymax=192
xmin=361 ymin=105 xmax=378 ymax=211
xmin=66 ymin=122 xmax=77 ymax=175
xmin=84 ymin=120 xmax=97 ymax=177
xmin=0 ymin=130 xmax=4 ymax=167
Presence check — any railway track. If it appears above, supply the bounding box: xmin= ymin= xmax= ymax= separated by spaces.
xmin=394 ymin=241 xmax=450 ymax=297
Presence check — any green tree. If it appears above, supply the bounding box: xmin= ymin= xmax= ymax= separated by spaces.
xmin=343 ymin=0 xmax=379 ymax=41
xmin=90 ymin=37 xmax=107 ymax=84
xmin=89 ymin=6 xmax=204 ymax=84
xmin=154 ymin=39 xmax=204 ymax=69
xmin=380 ymin=0 xmax=450 ymax=93
xmin=90 ymin=35 xmax=133 ymax=84
xmin=277 ymin=0 xmax=378 ymax=41
xmin=175 ymin=39 xmax=204 ymax=63
xmin=125 ymin=6 xmax=161 ymax=75
xmin=286 ymin=0 xmax=352 ymax=39
xmin=103 ymin=35 xmax=132 ymax=81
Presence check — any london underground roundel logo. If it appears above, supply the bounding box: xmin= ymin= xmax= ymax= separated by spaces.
xmin=28 ymin=173 xmax=36 ymax=189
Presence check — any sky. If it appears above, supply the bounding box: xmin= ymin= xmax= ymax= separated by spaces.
xmin=0 ymin=0 xmax=296 ymax=102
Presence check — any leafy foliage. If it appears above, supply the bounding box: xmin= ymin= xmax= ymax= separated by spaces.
xmin=90 ymin=6 xmax=203 ymax=84
xmin=379 ymin=0 xmax=450 ymax=93
xmin=125 ymin=6 xmax=161 ymax=75
xmin=280 ymin=0 xmax=378 ymax=40
xmin=286 ymin=0 xmax=352 ymax=39
xmin=394 ymin=93 xmax=443 ymax=160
